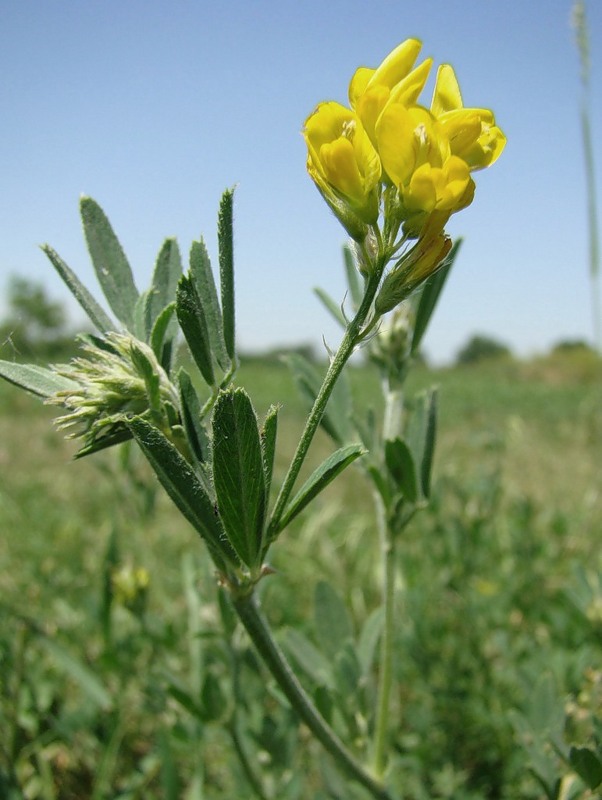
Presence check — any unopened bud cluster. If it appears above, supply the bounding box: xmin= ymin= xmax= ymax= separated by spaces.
xmin=47 ymin=332 xmax=180 ymax=453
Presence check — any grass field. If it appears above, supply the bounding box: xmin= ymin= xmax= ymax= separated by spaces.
xmin=1 ymin=350 xmax=601 ymax=799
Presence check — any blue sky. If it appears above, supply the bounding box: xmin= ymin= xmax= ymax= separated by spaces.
xmin=1 ymin=0 xmax=600 ymax=363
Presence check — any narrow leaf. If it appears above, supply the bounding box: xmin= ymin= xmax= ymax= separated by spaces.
xmin=411 ymin=239 xmax=461 ymax=355
xmin=190 ymin=239 xmax=229 ymax=371
xmin=0 ymin=360 xmax=77 ymax=398
xmin=406 ymin=389 xmax=438 ymax=500
xmin=385 ymin=438 xmax=418 ymax=502
xmin=284 ymin=353 xmax=353 ymax=444
xmin=278 ymin=444 xmax=365 ymax=531
xmin=314 ymin=581 xmax=353 ymax=659
xmin=80 ymin=197 xmax=139 ymax=330
xmin=145 ymin=238 xmax=182 ymax=338
xmin=218 ymin=189 xmax=236 ymax=359
xmin=128 ymin=416 xmax=237 ymax=568
xmin=178 ymin=368 xmax=211 ymax=466
xmin=41 ymin=244 xmax=114 ymax=333
xmin=313 ymin=287 xmax=347 ymax=328
xmin=41 ymin=637 xmax=112 ymax=710
xmin=343 ymin=244 xmax=364 ymax=310
xmin=283 ymin=629 xmax=335 ymax=690
xmin=261 ymin=404 xmax=279 ymax=500
xmin=150 ymin=302 xmax=176 ymax=362
xmin=569 ymin=747 xmax=602 ymax=789
xmin=176 ymin=274 xmax=215 ymax=386
xmin=357 ymin=607 xmax=384 ymax=675
xmin=212 ymin=388 xmax=266 ymax=568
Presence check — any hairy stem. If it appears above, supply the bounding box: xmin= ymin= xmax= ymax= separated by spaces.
xmin=232 ymin=593 xmax=394 ymax=800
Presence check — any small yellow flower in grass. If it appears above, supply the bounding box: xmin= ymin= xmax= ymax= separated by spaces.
xmin=304 ymin=102 xmax=381 ymax=228
xmin=431 ymin=65 xmax=506 ymax=170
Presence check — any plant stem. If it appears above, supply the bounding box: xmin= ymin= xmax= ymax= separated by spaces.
xmin=372 ymin=489 xmax=396 ymax=778
xmin=232 ymin=593 xmax=394 ymax=800
xmin=269 ymin=267 xmax=383 ymax=535
xmin=373 ymin=383 xmax=403 ymax=776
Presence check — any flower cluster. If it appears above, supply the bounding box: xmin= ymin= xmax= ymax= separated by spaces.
xmin=47 ymin=332 xmax=181 ymax=455
xmin=303 ymin=38 xmax=505 ymax=308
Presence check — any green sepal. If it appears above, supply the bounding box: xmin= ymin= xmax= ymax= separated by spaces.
xmin=190 ymin=238 xmax=229 ymax=371
xmin=313 ymin=287 xmax=347 ymax=328
xmin=176 ymin=274 xmax=216 ymax=387
xmin=276 ymin=444 xmax=365 ymax=533
xmin=0 ymin=360 xmax=77 ymax=398
xmin=80 ymin=197 xmax=139 ymax=331
xmin=218 ymin=189 xmax=236 ymax=361
xmin=407 ymin=389 xmax=438 ymax=500
xmin=411 ymin=239 xmax=461 ymax=355
xmin=41 ymin=244 xmax=114 ymax=333
xmin=177 ymin=368 xmax=211 ymax=466
xmin=384 ymin=438 xmax=418 ymax=503
xmin=128 ymin=416 xmax=237 ymax=570
xmin=211 ymin=388 xmax=267 ymax=569
xmin=261 ymin=404 xmax=279 ymax=500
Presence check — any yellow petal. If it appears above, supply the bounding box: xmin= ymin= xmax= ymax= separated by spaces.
xmin=349 ymin=66 xmax=375 ymax=108
xmin=368 ymin=38 xmax=422 ymax=92
xmin=388 ymin=58 xmax=433 ymax=107
xmin=431 ymin=64 xmax=463 ymax=116
xmin=374 ymin=102 xmax=419 ymax=187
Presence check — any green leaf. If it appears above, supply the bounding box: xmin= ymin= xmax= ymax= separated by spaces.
xmin=284 ymin=353 xmax=353 ymax=444
xmin=190 ymin=239 xmax=229 ymax=371
xmin=80 ymin=197 xmax=139 ymax=331
xmin=218 ymin=189 xmax=236 ymax=360
xmin=40 ymin=637 xmax=112 ymax=710
xmin=128 ymin=416 xmax=237 ymax=568
xmin=313 ymin=287 xmax=347 ymax=328
xmin=343 ymin=244 xmax=364 ymax=310
xmin=0 ymin=360 xmax=77 ymax=398
xmin=145 ymin=238 xmax=182 ymax=338
xmin=176 ymin=274 xmax=216 ymax=387
xmin=282 ymin=629 xmax=335 ymax=690
xmin=569 ymin=747 xmax=602 ymax=789
xmin=407 ymin=389 xmax=438 ymax=500
xmin=314 ymin=581 xmax=353 ymax=659
xmin=278 ymin=444 xmax=365 ymax=532
xmin=385 ymin=438 xmax=418 ymax=503
xmin=150 ymin=302 xmax=177 ymax=362
xmin=411 ymin=239 xmax=461 ymax=355
xmin=261 ymin=404 xmax=279 ymax=500
xmin=357 ymin=607 xmax=384 ymax=675
xmin=212 ymin=388 xmax=267 ymax=568
xmin=41 ymin=244 xmax=114 ymax=333
xmin=178 ymin=368 xmax=211 ymax=466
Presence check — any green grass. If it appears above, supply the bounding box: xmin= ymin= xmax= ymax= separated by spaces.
xmin=0 ymin=352 xmax=601 ymax=798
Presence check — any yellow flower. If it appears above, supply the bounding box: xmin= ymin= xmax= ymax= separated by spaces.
xmin=374 ymin=102 xmax=473 ymax=215
xmin=431 ymin=65 xmax=506 ymax=169
xmin=348 ymin=38 xmax=433 ymax=145
xmin=304 ymin=101 xmax=381 ymax=224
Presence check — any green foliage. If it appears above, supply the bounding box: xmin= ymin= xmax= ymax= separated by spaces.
xmin=456 ymin=333 xmax=512 ymax=365
xmin=0 ymin=276 xmax=75 ymax=361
